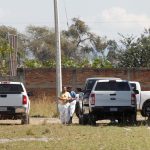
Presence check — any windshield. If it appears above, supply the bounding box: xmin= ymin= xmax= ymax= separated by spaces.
xmin=95 ymin=82 xmax=130 ymax=91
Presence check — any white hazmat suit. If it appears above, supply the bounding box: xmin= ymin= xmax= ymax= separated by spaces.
xmin=58 ymin=91 xmax=71 ymax=124
xmin=68 ymin=90 xmax=76 ymax=124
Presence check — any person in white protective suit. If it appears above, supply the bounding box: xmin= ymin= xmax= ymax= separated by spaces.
xmin=58 ymin=86 xmax=71 ymax=124
xmin=67 ymin=86 xmax=76 ymax=124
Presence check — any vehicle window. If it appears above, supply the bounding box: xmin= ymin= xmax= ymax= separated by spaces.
xmin=85 ymin=80 xmax=97 ymax=90
xmin=95 ymin=82 xmax=130 ymax=91
xmin=130 ymin=83 xmax=136 ymax=90
xmin=0 ymin=84 xmax=23 ymax=92
xmin=83 ymin=90 xmax=91 ymax=98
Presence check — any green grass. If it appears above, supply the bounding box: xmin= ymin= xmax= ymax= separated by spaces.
xmin=0 ymin=124 xmax=150 ymax=150
xmin=1 ymin=97 xmax=149 ymax=149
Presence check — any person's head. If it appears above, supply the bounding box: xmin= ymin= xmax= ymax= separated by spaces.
xmin=76 ymin=88 xmax=82 ymax=93
xmin=62 ymin=86 xmax=67 ymax=93
xmin=67 ymin=86 xmax=72 ymax=92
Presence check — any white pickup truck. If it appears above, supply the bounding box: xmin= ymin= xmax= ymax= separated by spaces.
xmin=130 ymin=81 xmax=150 ymax=117
xmin=0 ymin=81 xmax=30 ymax=124
xmin=77 ymin=79 xmax=150 ymax=125
xmin=88 ymin=79 xmax=137 ymax=125
xmin=78 ymin=79 xmax=137 ymax=125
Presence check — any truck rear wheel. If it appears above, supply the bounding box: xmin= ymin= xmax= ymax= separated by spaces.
xmin=75 ymin=101 xmax=83 ymax=118
xmin=129 ymin=113 xmax=137 ymax=125
xmin=142 ymin=101 xmax=150 ymax=117
xmin=79 ymin=114 xmax=88 ymax=125
xmin=88 ymin=114 xmax=96 ymax=126
xmin=147 ymin=115 xmax=150 ymax=126
xmin=21 ymin=114 xmax=30 ymax=125
xmin=118 ymin=116 xmax=127 ymax=124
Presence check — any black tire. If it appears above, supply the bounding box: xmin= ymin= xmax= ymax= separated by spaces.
xmin=75 ymin=101 xmax=81 ymax=118
xmin=147 ymin=115 xmax=150 ymax=126
xmin=129 ymin=113 xmax=137 ymax=125
xmin=142 ymin=101 xmax=150 ymax=117
xmin=118 ymin=115 xmax=127 ymax=125
xmin=79 ymin=114 xmax=88 ymax=125
xmin=118 ymin=117 xmax=125 ymax=124
xmin=21 ymin=114 xmax=30 ymax=125
xmin=88 ymin=114 xmax=96 ymax=126
xmin=118 ymin=118 xmax=123 ymax=124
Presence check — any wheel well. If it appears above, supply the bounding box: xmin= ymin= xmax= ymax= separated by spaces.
xmin=142 ymin=99 xmax=150 ymax=108
xmin=141 ymin=99 xmax=150 ymax=117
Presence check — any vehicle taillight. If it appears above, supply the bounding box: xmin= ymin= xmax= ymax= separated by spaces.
xmin=90 ymin=93 xmax=95 ymax=105
xmin=22 ymin=95 xmax=27 ymax=105
xmin=131 ymin=94 xmax=136 ymax=105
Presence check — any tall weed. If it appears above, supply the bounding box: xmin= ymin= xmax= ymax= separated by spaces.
xmin=30 ymin=96 xmax=58 ymax=118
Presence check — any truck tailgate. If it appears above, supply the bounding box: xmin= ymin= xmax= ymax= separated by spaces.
xmin=0 ymin=94 xmax=23 ymax=106
xmin=94 ymin=91 xmax=131 ymax=106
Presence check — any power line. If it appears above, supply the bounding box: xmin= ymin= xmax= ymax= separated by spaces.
xmin=63 ymin=0 xmax=69 ymax=28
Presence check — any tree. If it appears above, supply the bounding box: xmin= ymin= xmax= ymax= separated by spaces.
xmin=0 ymin=39 xmax=11 ymax=75
xmin=0 ymin=26 xmax=17 ymax=75
xmin=24 ymin=59 xmax=42 ymax=68
xmin=25 ymin=25 xmax=56 ymax=62
xmin=62 ymin=18 xmax=108 ymax=61
xmin=106 ymin=40 xmax=118 ymax=67
xmin=91 ymin=58 xmax=112 ymax=68
xmin=0 ymin=25 xmax=29 ymax=75
xmin=136 ymin=29 xmax=150 ymax=67
xmin=117 ymin=30 xmax=150 ymax=68
xmin=25 ymin=19 xmax=110 ymax=68
xmin=117 ymin=34 xmax=140 ymax=68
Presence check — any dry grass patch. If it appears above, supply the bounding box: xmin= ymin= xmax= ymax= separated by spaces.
xmin=30 ymin=96 xmax=58 ymax=118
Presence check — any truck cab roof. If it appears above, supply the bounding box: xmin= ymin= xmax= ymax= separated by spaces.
xmin=85 ymin=77 xmax=121 ymax=91
xmin=86 ymin=77 xmax=121 ymax=80
xmin=0 ymin=81 xmax=22 ymax=85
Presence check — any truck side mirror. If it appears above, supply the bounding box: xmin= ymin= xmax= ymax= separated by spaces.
xmin=134 ymin=90 xmax=139 ymax=94
xmin=27 ymin=91 xmax=33 ymax=97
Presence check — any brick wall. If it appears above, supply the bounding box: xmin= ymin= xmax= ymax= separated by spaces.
xmin=20 ymin=68 xmax=150 ymax=97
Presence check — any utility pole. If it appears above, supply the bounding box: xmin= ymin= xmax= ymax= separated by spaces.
xmin=54 ymin=0 xmax=62 ymax=98
xmin=8 ymin=33 xmax=18 ymax=76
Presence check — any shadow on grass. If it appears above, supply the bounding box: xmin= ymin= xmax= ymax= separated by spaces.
xmin=0 ymin=123 xmax=21 ymax=126
xmin=72 ymin=119 xmax=150 ymax=127
xmin=31 ymin=115 xmax=48 ymax=118
xmin=99 ymin=120 xmax=150 ymax=127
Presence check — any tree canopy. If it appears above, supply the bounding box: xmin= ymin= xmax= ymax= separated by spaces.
xmin=0 ymin=18 xmax=150 ymax=75
xmin=117 ymin=30 xmax=150 ymax=68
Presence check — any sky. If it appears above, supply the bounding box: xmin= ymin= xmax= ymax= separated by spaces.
xmin=0 ymin=0 xmax=150 ymax=41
